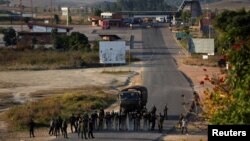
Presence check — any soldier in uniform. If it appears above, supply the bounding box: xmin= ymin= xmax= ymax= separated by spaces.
xmin=150 ymin=113 xmax=156 ymax=131
xmin=143 ymin=112 xmax=149 ymax=131
xmin=135 ymin=112 xmax=141 ymax=131
xmin=91 ymin=111 xmax=98 ymax=130
xmin=77 ymin=116 xmax=83 ymax=138
xmin=163 ymin=104 xmax=168 ymax=120
xmin=83 ymin=114 xmax=89 ymax=139
xmin=62 ymin=118 xmax=68 ymax=138
xmin=57 ymin=116 xmax=63 ymax=135
xmin=75 ymin=114 xmax=81 ymax=133
xmin=98 ymin=108 xmax=105 ymax=130
xmin=69 ymin=113 xmax=76 ymax=133
xmin=151 ymin=105 xmax=157 ymax=115
xmin=88 ymin=117 xmax=95 ymax=138
xmin=28 ymin=118 xmax=35 ymax=138
xmin=48 ymin=117 xmax=55 ymax=135
xmin=114 ymin=112 xmax=119 ymax=131
xmin=157 ymin=113 xmax=164 ymax=133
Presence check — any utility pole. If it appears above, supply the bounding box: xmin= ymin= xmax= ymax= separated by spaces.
xmin=30 ymin=0 xmax=33 ymax=21
xmin=50 ymin=0 xmax=53 ymax=25
xmin=205 ymin=0 xmax=211 ymax=38
xmin=19 ymin=0 xmax=23 ymax=31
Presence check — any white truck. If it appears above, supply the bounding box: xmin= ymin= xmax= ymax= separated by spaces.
xmin=156 ymin=17 xmax=165 ymax=23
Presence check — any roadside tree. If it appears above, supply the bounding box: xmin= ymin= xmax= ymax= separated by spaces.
xmin=2 ymin=27 xmax=17 ymax=47
xmin=69 ymin=32 xmax=90 ymax=51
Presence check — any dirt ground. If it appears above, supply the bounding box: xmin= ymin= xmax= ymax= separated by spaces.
xmin=176 ymin=58 xmax=221 ymax=100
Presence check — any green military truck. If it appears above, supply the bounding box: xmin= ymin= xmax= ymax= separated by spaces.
xmin=118 ymin=86 xmax=148 ymax=113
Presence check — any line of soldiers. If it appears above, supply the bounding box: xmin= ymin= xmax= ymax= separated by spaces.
xmin=67 ymin=105 xmax=167 ymax=133
xmin=47 ymin=105 xmax=169 ymax=139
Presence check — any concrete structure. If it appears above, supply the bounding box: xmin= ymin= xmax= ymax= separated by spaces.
xmin=178 ymin=0 xmax=202 ymax=18
xmin=188 ymin=38 xmax=215 ymax=54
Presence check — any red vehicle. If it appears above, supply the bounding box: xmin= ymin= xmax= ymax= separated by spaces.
xmin=102 ymin=20 xmax=110 ymax=29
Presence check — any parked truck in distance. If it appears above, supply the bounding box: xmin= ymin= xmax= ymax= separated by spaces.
xmin=118 ymin=86 xmax=148 ymax=113
xmin=156 ymin=17 xmax=165 ymax=23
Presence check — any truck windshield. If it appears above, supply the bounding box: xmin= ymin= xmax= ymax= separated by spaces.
xmin=120 ymin=92 xmax=138 ymax=100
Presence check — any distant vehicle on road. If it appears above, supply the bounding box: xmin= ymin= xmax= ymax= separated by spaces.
xmin=156 ymin=17 xmax=165 ymax=23
xmin=118 ymin=86 xmax=148 ymax=113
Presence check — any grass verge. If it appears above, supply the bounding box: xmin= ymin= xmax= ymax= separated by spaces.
xmin=0 ymin=49 xmax=100 ymax=71
xmin=3 ymin=86 xmax=116 ymax=131
xmin=0 ymin=49 xmax=140 ymax=71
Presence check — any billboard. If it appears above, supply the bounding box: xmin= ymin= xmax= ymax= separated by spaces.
xmin=61 ymin=7 xmax=68 ymax=16
xmin=99 ymin=41 xmax=126 ymax=64
xmin=188 ymin=38 xmax=215 ymax=54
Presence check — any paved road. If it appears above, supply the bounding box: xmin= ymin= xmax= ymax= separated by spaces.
xmin=140 ymin=27 xmax=193 ymax=118
xmin=53 ymin=26 xmax=193 ymax=141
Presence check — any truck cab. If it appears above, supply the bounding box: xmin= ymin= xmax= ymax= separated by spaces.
xmin=118 ymin=86 xmax=148 ymax=113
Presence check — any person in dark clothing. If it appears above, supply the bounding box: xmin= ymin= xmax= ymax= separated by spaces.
xmin=91 ymin=111 xmax=98 ymax=130
xmin=98 ymin=108 xmax=105 ymax=130
xmin=77 ymin=116 xmax=83 ymax=138
xmin=62 ymin=118 xmax=68 ymax=138
xmin=69 ymin=113 xmax=76 ymax=133
xmin=88 ymin=118 xmax=95 ymax=139
xmin=151 ymin=105 xmax=157 ymax=115
xmin=163 ymin=104 xmax=168 ymax=120
xmin=82 ymin=114 xmax=88 ymax=139
xmin=48 ymin=117 xmax=55 ymax=135
xmin=57 ymin=116 xmax=63 ymax=135
xmin=28 ymin=118 xmax=35 ymax=138
xmin=150 ymin=113 xmax=156 ymax=131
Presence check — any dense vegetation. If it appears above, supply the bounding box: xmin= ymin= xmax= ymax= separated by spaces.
xmin=203 ymin=9 xmax=250 ymax=124
xmin=4 ymin=87 xmax=116 ymax=130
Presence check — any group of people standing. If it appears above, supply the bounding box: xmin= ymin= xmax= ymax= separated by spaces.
xmin=48 ymin=113 xmax=95 ymax=139
xmin=66 ymin=105 xmax=168 ymax=133
xmin=44 ymin=105 xmax=168 ymax=138
xmin=28 ymin=104 xmax=189 ymax=139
